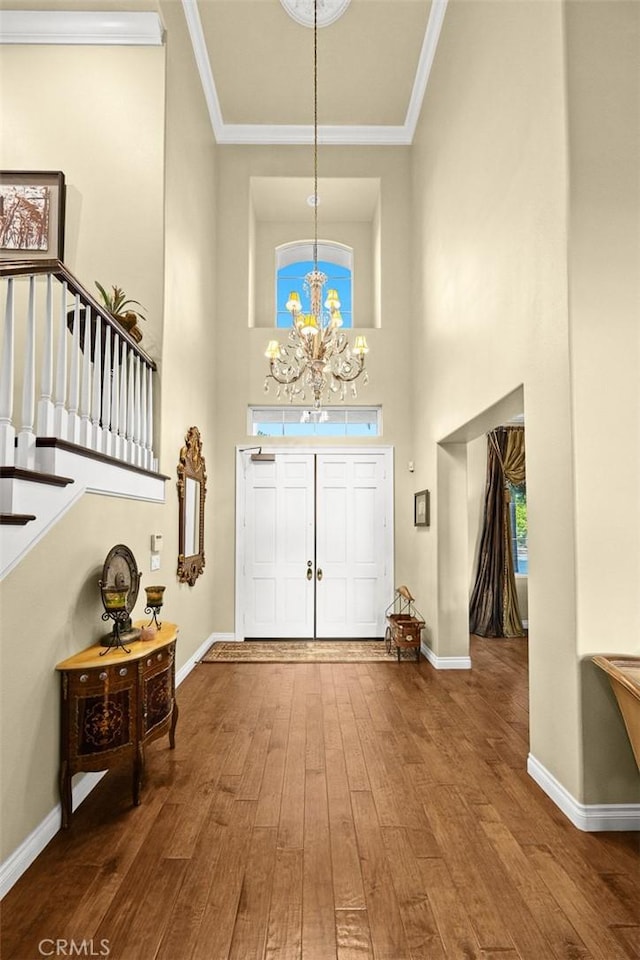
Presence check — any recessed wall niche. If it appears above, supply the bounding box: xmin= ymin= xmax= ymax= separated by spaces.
xmin=248 ymin=176 xmax=381 ymax=330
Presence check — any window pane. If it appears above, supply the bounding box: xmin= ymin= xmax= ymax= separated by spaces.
xmin=509 ymin=483 xmax=528 ymax=574
xmin=249 ymin=406 xmax=380 ymax=438
xmin=254 ymin=422 xmax=284 ymax=437
xmin=277 ymin=258 xmax=352 ymax=329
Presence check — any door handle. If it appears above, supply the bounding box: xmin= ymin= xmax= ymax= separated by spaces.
xmin=306 ymin=561 xmax=313 ymax=581
xmin=316 ymin=567 xmax=323 ymax=581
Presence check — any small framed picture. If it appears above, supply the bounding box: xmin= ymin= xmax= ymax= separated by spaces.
xmin=414 ymin=489 xmax=430 ymax=527
xmin=0 ymin=170 xmax=66 ymax=261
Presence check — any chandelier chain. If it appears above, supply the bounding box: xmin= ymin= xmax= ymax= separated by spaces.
xmin=313 ymin=0 xmax=318 ymax=268
xmin=263 ymin=0 xmax=369 ymax=408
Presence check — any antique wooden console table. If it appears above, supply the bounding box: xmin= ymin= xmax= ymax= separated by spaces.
xmin=55 ymin=621 xmax=179 ymax=828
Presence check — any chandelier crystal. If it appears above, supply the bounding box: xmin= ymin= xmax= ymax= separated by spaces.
xmin=265 ymin=0 xmax=369 ymax=410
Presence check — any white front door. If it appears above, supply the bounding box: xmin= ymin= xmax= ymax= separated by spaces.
xmin=243 ymin=454 xmax=315 ymax=638
xmin=315 ymin=454 xmax=387 ymax=637
xmin=239 ymin=449 xmax=392 ymax=639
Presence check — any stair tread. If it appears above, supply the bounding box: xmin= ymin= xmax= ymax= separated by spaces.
xmin=0 ymin=467 xmax=74 ymax=487
xmin=0 ymin=513 xmax=37 ymax=525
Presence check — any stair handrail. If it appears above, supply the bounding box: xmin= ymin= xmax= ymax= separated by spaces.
xmin=0 ymin=259 xmax=156 ymax=370
xmin=1 ymin=258 xmax=158 ymax=472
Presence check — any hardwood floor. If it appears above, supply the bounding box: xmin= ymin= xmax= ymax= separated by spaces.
xmin=2 ymin=637 xmax=639 ymax=960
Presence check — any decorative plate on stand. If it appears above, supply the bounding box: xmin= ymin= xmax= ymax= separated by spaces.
xmin=100 ymin=544 xmax=142 ymax=645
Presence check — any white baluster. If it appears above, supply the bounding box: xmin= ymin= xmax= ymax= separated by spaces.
xmin=146 ymin=362 xmax=155 ymax=471
xmin=102 ymin=325 xmax=112 ymax=456
xmin=53 ymin=281 xmax=68 ymax=441
xmin=68 ymin=294 xmax=81 ymax=443
xmin=37 ymin=274 xmax=55 ymax=436
xmin=91 ymin=312 xmax=102 ymax=450
xmin=16 ymin=275 xmax=37 ymax=468
xmin=140 ymin=363 xmax=148 ymax=470
xmin=79 ymin=304 xmax=92 ymax=448
xmin=133 ymin=354 xmax=142 ymax=466
xmin=119 ymin=341 xmax=128 ymax=463
xmin=111 ymin=335 xmax=120 ymax=460
xmin=0 ymin=277 xmax=15 ymax=466
xmin=126 ymin=348 xmax=135 ymax=464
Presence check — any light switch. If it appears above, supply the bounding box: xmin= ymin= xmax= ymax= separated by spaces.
xmin=150 ymin=553 xmax=161 ymax=572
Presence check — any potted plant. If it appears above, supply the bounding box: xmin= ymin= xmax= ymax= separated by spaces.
xmin=94 ymin=282 xmax=146 ymax=343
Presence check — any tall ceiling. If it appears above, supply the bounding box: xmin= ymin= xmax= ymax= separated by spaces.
xmin=0 ymin=0 xmax=447 ymax=144
xmin=183 ymin=0 xmax=446 ymax=144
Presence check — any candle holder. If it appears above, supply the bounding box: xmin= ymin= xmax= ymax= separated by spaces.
xmin=144 ymin=585 xmax=165 ymax=630
xmin=99 ymin=580 xmax=132 ymax=653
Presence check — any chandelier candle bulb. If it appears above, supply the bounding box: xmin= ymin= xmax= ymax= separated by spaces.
xmin=265 ymin=340 xmax=281 ymax=360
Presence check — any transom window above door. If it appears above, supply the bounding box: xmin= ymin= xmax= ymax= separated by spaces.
xmin=249 ymin=405 xmax=381 ymax=438
xmin=276 ymin=240 xmax=353 ymax=329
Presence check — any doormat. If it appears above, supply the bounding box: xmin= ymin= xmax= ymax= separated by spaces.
xmin=200 ymin=640 xmax=412 ymax=663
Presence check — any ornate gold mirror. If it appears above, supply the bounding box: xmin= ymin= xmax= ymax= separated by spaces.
xmin=177 ymin=426 xmax=206 ymax=585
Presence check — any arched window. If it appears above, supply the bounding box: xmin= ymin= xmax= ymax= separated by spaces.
xmin=276 ymin=240 xmax=353 ymax=329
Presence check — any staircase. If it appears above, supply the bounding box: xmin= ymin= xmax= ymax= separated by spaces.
xmin=0 ymin=260 xmax=166 ymax=578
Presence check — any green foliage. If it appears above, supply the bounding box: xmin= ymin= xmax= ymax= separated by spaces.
xmin=95 ymin=282 xmax=146 ymax=323
xmin=511 ymin=484 xmax=527 ymax=545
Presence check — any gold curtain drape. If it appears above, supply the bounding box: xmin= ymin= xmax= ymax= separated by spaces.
xmin=469 ymin=426 xmax=526 ymax=638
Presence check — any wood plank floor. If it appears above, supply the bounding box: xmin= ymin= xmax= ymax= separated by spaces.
xmin=2 ymin=637 xmax=639 ymax=960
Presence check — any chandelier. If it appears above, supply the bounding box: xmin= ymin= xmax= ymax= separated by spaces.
xmin=264 ymin=0 xmax=369 ymax=410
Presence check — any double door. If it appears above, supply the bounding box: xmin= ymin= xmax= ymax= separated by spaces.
xmin=240 ymin=451 xmax=391 ymax=638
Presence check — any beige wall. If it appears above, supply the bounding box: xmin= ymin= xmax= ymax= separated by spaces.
xmin=565 ymin=0 xmax=640 ymax=800
xmin=211 ymin=145 xmax=416 ymax=634
xmin=154 ymin=0 xmax=218 ymax=655
xmin=411 ymin=0 xmax=578 ymax=793
xmin=0 ymin=44 xmax=165 ymax=352
xmin=0 ymin=2 xmax=220 ymax=862
xmin=410 ymin=0 xmax=638 ymax=803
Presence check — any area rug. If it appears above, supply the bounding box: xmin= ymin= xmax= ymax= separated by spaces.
xmin=200 ymin=640 xmax=409 ymax=663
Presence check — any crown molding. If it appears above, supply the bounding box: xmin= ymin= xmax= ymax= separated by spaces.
xmin=182 ymin=0 xmax=448 ymax=147
xmin=181 ymin=0 xmax=224 ymax=137
xmin=0 ymin=10 xmax=164 ymax=45
xmin=216 ymin=123 xmax=412 ymax=147
xmin=404 ymin=0 xmax=448 ymax=141
xmin=0 ymin=2 xmax=446 ymax=141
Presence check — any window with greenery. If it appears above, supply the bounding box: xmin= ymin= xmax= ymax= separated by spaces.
xmin=509 ymin=483 xmax=528 ymax=574
xmin=276 ymin=241 xmax=353 ymax=329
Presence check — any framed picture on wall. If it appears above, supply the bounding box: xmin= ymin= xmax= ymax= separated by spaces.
xmin=414 ymin=489 xmax=430 ymax=527
xmin=0 ymin=170 xmax=66 ymax=261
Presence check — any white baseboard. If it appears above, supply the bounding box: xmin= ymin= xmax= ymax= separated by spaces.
xmin=0 ymin=631 xmax=213 ymax=899
xmin=206 ymin=632 xmax=240 ymax=645
xmin=527 ymin=753 xmax=640 ymax=832
xmin=0 ymin=771 xmax=107 ymax=899
xmin=421 ymin=642 xmax=471 ymax=670
xmin=175 ymin=630 xmax=222 ymax=682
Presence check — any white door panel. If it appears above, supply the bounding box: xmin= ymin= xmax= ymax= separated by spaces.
xmin=244 ymin=454 xmax=315 ymax=638
xmin=315 ymin=454 xmax=386 ymax=638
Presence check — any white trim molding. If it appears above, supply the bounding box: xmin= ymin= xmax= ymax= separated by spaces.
xmin=0 ymin=10 xmax=165 ymax=46
xmin=0 ymin=630 xmax=212 ymax=899
xmin=528 ymin=754 xmax=640 ymax=832
xmin=180 ymin=0 xmax=448 ymax=146
xmin=421 ymin=643 xmax=472 ymax=670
